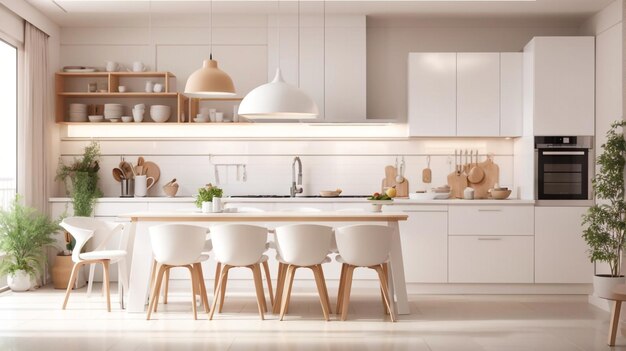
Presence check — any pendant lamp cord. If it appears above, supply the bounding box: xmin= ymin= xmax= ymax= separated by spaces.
xmin=210 ymin=0 xmax=213 ymax=60
xmin=323 ymin=0 xmax=326 ymax=119
xmin=297 ymin=0 xmax=300 ymax=88
xmin=149 ymin=0 xmax=153 ymax=66
xmin=277 ymin=0 xmax=281 ymax=71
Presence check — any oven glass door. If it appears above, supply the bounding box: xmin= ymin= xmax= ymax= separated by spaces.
xmin=538 ymin=149 xmax=588 ymax=200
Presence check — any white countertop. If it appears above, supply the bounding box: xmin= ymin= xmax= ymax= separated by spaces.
xmin=50 ymin=197 xmax=534 ymax=205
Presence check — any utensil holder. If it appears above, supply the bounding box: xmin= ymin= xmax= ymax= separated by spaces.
xmin=120 ymin=179 xmax=133 ymax=198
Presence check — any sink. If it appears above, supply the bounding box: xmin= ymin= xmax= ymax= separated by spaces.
xmin=230 ymin=195 xmax=369 ymax=198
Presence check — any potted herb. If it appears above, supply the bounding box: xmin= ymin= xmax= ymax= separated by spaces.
xmin=56 ymin=141 xmax=103 ymax=250
xmin=583 ymin=120 xmax=626 ymax=298
xmin=0 ymin=196 xmax=61 ymax=291
xmin=195 ymin=184 xmax=223 ymax=213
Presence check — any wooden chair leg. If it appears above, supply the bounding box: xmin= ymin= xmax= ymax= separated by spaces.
xmin=374 ymin=264 xmax=397 ymax=322
xmin=147 ymin=264 xmax=167 ymax=320
xmin=102 ymin=260 xmax=111 ymax=312
xmin=317 ymin=265 xmax=332 ymax=315
xmin=336 ymin=263 xmax=347 ymax=314
xmin=210 ymin=265 xmax=230 ymax=320
xmin=195 ymin=263 xmax=210 ymax=314
xmin=185 ymin=265 xmax=198 ymax=320
xmin=311 ymin=265 xmax=330 ymax=321
xmin=163 ymin=268 xmax=170 ymax=304
xmin=214 ymin=262 xmax=222 ymax=293
xmin=218 ymin=266 xmax=229 ymax=313
xmin=609 ymin=300 xmax=623 ymax=346
xmin=279 ymin=265 xmax=297 ymax=321
xmin=380 ymin=263 xmax=389 ymax=314
xmin=251 ymin=264 xmax=266 ymax=320
xmin=340 ymin=265 xmax=355 ymax=321
xmin=62 ymin=262 xmax=83 ymax=310
xmin=273 ymin=263 xmax=286 ymax=314
xmin=262 ymin=260 xmax=274 ymax=308
xmin=149 ymin=259 xmax=158 ymax=297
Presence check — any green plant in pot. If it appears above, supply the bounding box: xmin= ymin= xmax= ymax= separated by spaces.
xmin=583 ymin=120 xmax=626 ymax=299
xmin=195 ymin=183 xmax=223 ymax=213
xmin=0 ymin=196 xmax=61 ymax=291
xmin=56 ymin=141 xmax=103 ymax=251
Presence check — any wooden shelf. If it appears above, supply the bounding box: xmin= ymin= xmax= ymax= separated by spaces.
xmin=59 ymin=122 xmax=179 ymax=125
xmin=58 ymin=92 xmax=178 ymax=98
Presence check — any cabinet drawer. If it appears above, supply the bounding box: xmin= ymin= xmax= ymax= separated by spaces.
xmin=94 ymin=202 xmax=148 ymax=217
xmin=449 ymin=236 xmax=534 ymax=283
xmin=448 ymin=205 xmax=534 ymax=236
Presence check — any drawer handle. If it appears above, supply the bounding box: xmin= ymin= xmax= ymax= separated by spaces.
xmin=477 ymin=209 xmax=502 ymax=212
xmin=478 ymin=237 xmax=502 ymax=241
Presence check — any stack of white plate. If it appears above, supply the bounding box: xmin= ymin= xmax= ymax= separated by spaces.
xmin=104 ymin=104 xmax=123 ymax=120
xmin=68 ymin=103 xmax=88 ymax=122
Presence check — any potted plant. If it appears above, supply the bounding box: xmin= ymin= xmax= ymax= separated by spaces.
xmin=0 ymin=196 xmax=61 ymax=291
xmin=195 ymin=184 xmax=223 ymax=213
xmin=583 ymin=120 xmax=626 ymax=299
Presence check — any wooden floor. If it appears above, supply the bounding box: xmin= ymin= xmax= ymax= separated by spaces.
xmin=0 ymin=284 xmax=623 ymax=351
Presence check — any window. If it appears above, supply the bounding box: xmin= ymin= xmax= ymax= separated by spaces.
xmin=0 ymin=39 xmax=17 ymax=210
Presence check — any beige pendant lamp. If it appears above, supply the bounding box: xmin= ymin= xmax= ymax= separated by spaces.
xmin=184 ymin=0 xmax=235 ymax=97
xmin=238 ymin=0 xmax=318 ymax=119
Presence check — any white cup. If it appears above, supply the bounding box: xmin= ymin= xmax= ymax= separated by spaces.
xmin=132 ymin=61 xmax=146 ymax=72
xmin=153 ymin=83 xmax=163 ymax=93
xmin=145 ymin=81 xmax=154 ymax=93
xmin=134 ymin=104 xmax=145 ymax=110
xmin=118 ymin=86 xmax=127 ymax=93
xmin=212 ymin=197 xmax=222 ymax=213
xmin=233 ymin=105 xmax=240 ymax=123
xmin=215 ymin=112 xmax=223 ymax=122
xmin=105 ymin=61 xmax=118 ymax=72
xmin=202 ymin=201 xmax=213 ymax=213
xmin=209 ymin=109 xmax=217 ymax=122
xmin=134 ymin=175 xmax=155 ymax=197
xmin=132 ymin=109 xmax=144 ymax=122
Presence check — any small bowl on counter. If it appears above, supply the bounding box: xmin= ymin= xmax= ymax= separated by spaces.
xmin=409 ymin=192 xmax=437 ymax=200
xmin=319 ymin=189 xmax=342 ymax=197
xmin=489 ymin=188 xmax=512 ymax=200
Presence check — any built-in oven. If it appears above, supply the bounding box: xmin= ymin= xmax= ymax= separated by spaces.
xmin=535 ymin=136 xmax=593 ymax=204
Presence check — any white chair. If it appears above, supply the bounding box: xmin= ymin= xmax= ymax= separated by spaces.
xmin=210 ymin=224 xmax=271 ymax=320
xmin=335 ymin=224 xmax=397 ymax=322
xmin=60 ymin=217 xmax=128 ymax=312
xmin=147 ymin=224 xmax=210 ymax=320
xmin=274 ymin=224 xmax=333 ymax=321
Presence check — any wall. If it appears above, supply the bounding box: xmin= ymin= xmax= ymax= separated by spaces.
xmin=367 ymin=17 xmax=583 ymax=120
xmin=580 ymin=0 xmax=623 ymax=150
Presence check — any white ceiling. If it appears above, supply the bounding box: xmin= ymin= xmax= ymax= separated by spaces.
xmin=25 ymin=0 xmax=614 ymax=27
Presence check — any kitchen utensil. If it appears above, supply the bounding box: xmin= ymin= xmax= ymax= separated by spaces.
xmin=447 ymin=149 xmax=468 ymax=199
xmin=468 ymin=150 xmax=485 ymax=184
xmin=118 ymin=86 xmax=127 ymax=93
xmin=134 ymin=175 xmax=155 ymax=197
xmin=119 ymin=161 xmax=133 ymax=180
xmin=153 ymin=83 xmax=163 ymax=93
xmin=145 ymin=81 xmax=154 ymax=93
xmin=121 ymin=116 xmax=133 ymax=123
xmin=382 ymin=165 xmax=409 ymax=197
xmin=120 ymin=178 xmax=133 ymax=198
xmin=212 ymin=197 xmax=223 ymax=213
xmin=132 ymin=61 xmax=146 ymax=72
xmin=88 ymin=115 xmax=104 ymax=123
xmin=142 ymin=161 xmax=161 ymax=183
xmin=112 ymin=168 xmax=125 ymax=182
xmin=150 ymin=105 xmax=171 ymax=122
xmin=468 ymin=154 xmax=500 ymax=199
xmin=422 ymin=156 xmax=432 ymax=184
xmin=319 ymin=189 xmax=342 ymax=197
xmin=162 ymin=182 xmax=179 ymax=197
xmin=164 ymin=178 xmax=176 ymax=187
xmin=490 ymin=188 xmax=512 ymax=200
xmin=138 ymin=157 xmax=145 ymax=167
xmin=105 ymin=61 xmax=118 ymax=72
xmin=129 ymin=163 xmax=137 ymax=178
xmin=463 ymin=187 xmax=475 ymax=200
xmin=395 ymin=157 xmax=405 ymax=183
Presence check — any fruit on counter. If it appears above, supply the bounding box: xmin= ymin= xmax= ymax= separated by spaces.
xmin=385 ymin=186 xmax=397 ymax=198
xmin=368 ymin=192 xmax=392 ymax=201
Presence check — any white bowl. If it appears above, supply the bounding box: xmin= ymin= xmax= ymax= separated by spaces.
xmin=409 ymin=192 xmax=437 ymax=200
xmin=88 ymin=115 xmax=104 ymax=122
xmin=150 ymin=105 xmax=171 ymax=122
xmin=193 ymin=117 xmax=208 ymax=123
xmin=121 ymin=116 xmax=133 ymax=123
xmin=109 ymin=118 xmax=120 ymax=123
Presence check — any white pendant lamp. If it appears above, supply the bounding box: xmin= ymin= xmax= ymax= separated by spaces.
xmin=184 ymin=0 xmax=235 ymax=97
xmin=238 ymin=0 xmax=318 ymax=119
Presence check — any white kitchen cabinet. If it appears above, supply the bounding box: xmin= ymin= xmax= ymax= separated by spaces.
xmin=535 ymin=207 xmax=592 ymax=283
xmin=457 ymin=53 xmax=501 ymax=137
xmin=500 ymin=53 xmax=524 ymax=137
xmin=449 ymin=236 xmax=534 ymax=283
xmin=395 ymin=206 xmax=448 ymax=283
xmin=524 ymin=37 xmax=595 ymax=136
xmin=448 ymin=205 xmax=534 ymax=236
xmin=408 ymin=53 xmax=457 ymax=136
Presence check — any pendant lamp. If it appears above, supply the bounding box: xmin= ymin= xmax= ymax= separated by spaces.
xmin=238 ymin=0 xmax=318 ymax=119
xmin=184 ymin=0 xmax=235 ymax=97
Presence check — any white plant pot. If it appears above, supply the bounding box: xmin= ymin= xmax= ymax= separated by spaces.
xmin=593 ymin=274 xmax=626 ymax=299
xmin=7 ymin=270 xmax=32 ymax=292
xmin=201 ymin=201 xmax=213 ymax=213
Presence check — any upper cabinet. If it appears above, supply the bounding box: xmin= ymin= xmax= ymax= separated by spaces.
xmin=268 ymin=14 xmax=366 ymax=122
xmin=408 ymin=52 xmax=523 ymax=137
xmin=524 ymin=37 xmax=595 ymax=136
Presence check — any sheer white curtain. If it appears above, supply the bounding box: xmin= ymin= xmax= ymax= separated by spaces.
xmin=18 ymin=22 xmax=49 ymax=213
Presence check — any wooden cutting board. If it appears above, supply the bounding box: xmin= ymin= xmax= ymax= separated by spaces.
xmin=381 ymin=165 xmax=409 ymax=198
xmin=469 ymin=156 xmax=499 ymax=199
xmin=142 ymin=161 xmax=161 ymax=184
xmin=447 ymin=167 xmax=467 ymax=199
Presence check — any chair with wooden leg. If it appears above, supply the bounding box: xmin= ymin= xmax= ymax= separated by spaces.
xmin=209 ymin=224 xmax=271 ymax=320
xmin=334 ymin=224 xmax=397 ymax=322
xmin=274 ymin=224 xmax=333 ymax=321
xmin=146 ymin=224 xmax=210 ymax=320
xmin=607 ymin=285 xmax=626 ymax=346
xmin=60 ymin=217 xmax=128 ymax=312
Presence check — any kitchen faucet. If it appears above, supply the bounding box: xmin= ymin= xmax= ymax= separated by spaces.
xmin=290 ymin=156 xmax=303 ymax=197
